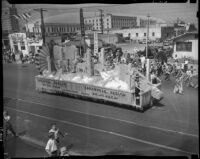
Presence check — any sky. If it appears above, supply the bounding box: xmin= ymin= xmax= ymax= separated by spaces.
xmin=6 ymin=3 xmax=199 ymax=26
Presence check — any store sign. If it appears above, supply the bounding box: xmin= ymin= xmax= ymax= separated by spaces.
xmin=9 ymin=33 xmax=26 ymax=43
xmin=94 ymin=32 xmax=98 ymax=55
xmin=36 ymin=77 xmax=129 ymax=103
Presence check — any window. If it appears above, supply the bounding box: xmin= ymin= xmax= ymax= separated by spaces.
xmin=176 ymin=42 xmax=192 ymax=52
xmin=136 ymin=33 xmax=138 ymax=37
xmin=21 ymin=46 xmax=26 ymax=50
xmin=144 ymin=33 xmax=146 ymax=36
xmin=152 ymin=32 xmax=155 ymax=36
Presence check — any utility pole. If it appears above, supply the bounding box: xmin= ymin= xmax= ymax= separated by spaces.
xmin=146 ymin=14 xmax=150 ymax=58
xmin=80 ymin=8 xmax=86 ymax=53
xmin=99 ymin=9 xmax=103 ymax=34
xmin=34 ymin=8 xmax=47 ymax=44
xmin=146 ymin=14 xmax=150 ymax=81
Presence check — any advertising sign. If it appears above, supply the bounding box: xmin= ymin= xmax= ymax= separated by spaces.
xmin=35 ymin=76 xmax=133 ymax=105
xmin=94 ymin=32 xmax=98 ymax=56
xmin=9 ymin=33 xmax=26 ymax=43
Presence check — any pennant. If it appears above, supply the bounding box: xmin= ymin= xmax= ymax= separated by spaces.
xmin=13 ymin=12 xmax=31 ymax=21
xmin=13 ymin=15 xmax=21 ymax=19
xmin=24 ymin=13 xmax=31 ymax=19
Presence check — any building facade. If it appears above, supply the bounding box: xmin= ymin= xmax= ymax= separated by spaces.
xmin=161 ymin=26 xmax=175 ymax=41
xmin=2 ymin=1 xmax=19 ymax=34
xmin=172 ymin=32 xmax=198 ymax=60
xmin=109 ymin=26 xmax=175 ymax=42
xmin=139 ymin=18 xmax=157 ymax=28
xmin=84 ymin=14 xmax=137 ymax=31
xmin=43 ymin=23 xmax=92 ymax=36
xmin=2 ymin=1 xmax=20 ymax=49
xmin=109 ymin=27 xmax=161 ymax=41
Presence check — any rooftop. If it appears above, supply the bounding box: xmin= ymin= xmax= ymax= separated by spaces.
xmin=171 ymin=31 xmax=198 ymax=41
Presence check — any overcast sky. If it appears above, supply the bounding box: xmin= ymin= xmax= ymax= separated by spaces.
xmin=12 ymin=3 xmax=198 ymax=26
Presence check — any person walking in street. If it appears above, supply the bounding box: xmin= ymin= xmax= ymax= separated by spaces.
xmin=3 ymin=110 xmax=17 ymax=138
xmin=45 ymin=132 xmax=58 ymax=157
xmin=49 ymin=123 xmax=67 ymax=152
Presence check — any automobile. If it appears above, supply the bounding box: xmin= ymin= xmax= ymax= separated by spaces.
xmin=140 ymin=39 xmax=151 ymax=44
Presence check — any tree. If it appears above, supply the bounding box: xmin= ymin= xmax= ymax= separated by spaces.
xmin=187 ymin=24 xmax=197 ymax=32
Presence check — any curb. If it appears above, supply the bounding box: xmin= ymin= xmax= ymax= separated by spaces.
xmin=20 ymin=135 xmax=81 ymax=156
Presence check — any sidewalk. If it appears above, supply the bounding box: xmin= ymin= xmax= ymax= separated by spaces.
xmin=20 ymin=135 xmax=81 ymax=156
xmin=4 ymin=134 xmax=81 ymax=158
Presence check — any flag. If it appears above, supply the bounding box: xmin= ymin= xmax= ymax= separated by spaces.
xmin=13 ymin=12 xmax=31 ymax=21
xmin=13 ymin=15 xmax=21 ymax=19
xmin=24 ymin=13 xmax=31 ymax=19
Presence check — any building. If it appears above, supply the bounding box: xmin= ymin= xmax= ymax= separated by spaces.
xmin=109 ymin=26 xmax=175 ymax=42
xmin=2 ymin=1 xmax=19 ymax=34
xmin=43 ymin=23 xmax=92 ymax=36
xmin=161 ymin=26 xmax=175 ymax=41
xmin=139 ymin=18 xmax=157 ymax=28
xmin=172 ymin=32 xmax=198 ymax=60
xmin=87 ymin=33 xmax=120 ymax=45
xmin=84 ymin=14 xmax=137 ymax=31
xmin=2 ymin=0 xmax=20 ymax=49
xmin=109 ymin=27 xmax=161 ymax=41
xmin=8 ymin=32 xmax=28 ymax=55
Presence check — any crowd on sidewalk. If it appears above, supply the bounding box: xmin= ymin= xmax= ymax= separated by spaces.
xmin=2 ymin=49 xmax=35 ymax=64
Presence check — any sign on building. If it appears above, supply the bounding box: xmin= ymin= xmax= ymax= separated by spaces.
xmin=94 ymin=31 xmax=98 ymax=56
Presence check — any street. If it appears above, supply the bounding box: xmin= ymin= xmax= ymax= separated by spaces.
xmin=3 ymin=63 xmax=199 ymax=157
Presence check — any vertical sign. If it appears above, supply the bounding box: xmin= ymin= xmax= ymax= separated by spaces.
xmin=94 ymin=31 xmax=98 ymax=56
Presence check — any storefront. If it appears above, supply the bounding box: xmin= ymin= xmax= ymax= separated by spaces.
xmin=9 ymin=33 xmax=29 ymax=55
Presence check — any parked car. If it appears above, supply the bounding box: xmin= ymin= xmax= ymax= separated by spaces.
xmin=140 ymin=39 xmax=151 ymax=44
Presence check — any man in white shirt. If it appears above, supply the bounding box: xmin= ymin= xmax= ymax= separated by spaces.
xmin=45 ymin=132 xmax=58 ymax=157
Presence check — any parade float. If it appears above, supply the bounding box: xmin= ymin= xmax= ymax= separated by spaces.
xmin=35 ymin=35 xmax=163 ymax=111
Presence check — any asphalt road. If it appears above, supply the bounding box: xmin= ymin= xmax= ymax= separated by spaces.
xmin=3 ymin=63 xmax=199 ymax=156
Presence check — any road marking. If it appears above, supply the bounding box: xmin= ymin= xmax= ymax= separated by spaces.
xmin=4 ymin=96 xmax=198 ymax=138
xmin=6 ymin=106 xmax=195 ymax=155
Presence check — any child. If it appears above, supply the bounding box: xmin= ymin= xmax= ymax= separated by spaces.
xmin=45 ymin=132 xmax=58 ymax=157
xmin=49 ymin=123 xmax=67 ymax=149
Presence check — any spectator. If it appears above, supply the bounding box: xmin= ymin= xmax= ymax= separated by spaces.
xmin=60 ymin=146 xmax=69 ymax=156
xmin=3 ymin=110 xmax=17 ymax=138
xmin=45 ymin=132 xmax=58 ymax=157
xmin=184 ymin=59 xmax=189 ymax=73
xmin=49 ymin=123 xmax=67 ymax=149
xmin=140 ymin=55 xmax=145 ymax=70
xmin=151 ymin=71 xmax=158 ymax=84
xmin=20 ymin=52 xmax=23 ymax=63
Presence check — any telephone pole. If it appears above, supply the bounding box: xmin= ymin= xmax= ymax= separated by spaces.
xmin=80 ymin=8 xmax=86 ymax=53
xmin=34 ymin=8 xmax=47 ymax=44
xmin=99 ymin=9 xmax=103 ymax=34
xmin=146 ymin=14 xmax=150 ymax=58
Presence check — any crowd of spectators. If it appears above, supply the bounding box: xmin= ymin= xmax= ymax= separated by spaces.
xmin=100 ymin=47 xmax=198 ymax=89
xmin=2 ymin=49 xmax=35 ymax=64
